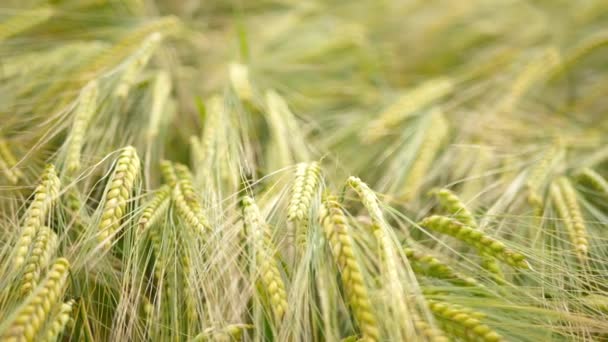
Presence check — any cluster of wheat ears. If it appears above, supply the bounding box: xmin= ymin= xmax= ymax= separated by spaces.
xmin=0 ymin=1 xmax=607 ymax=341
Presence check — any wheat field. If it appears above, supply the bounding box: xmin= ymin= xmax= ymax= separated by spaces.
xmin=0 ymin=1 xmax=607 ymax=341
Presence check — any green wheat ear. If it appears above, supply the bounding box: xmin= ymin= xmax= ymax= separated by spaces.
xmin=418 ymin=215 xmax=529 ymax=269
xmin=242 ymin=196 xmax=289 ymax=324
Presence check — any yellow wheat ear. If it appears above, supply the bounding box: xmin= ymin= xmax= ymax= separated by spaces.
xmin=66 ymin=80 xmax=98 ymax=174
xmin=97 ymin=147 xmax=140 ymax=248
xmin=401 ymin=109 xmax=449 ymax=201
xmin=287 ymin=162 xmax=322 ymax=222
xmin=0 ymin=138 xmax=23 ymax=184
xmin=13 ymin=164 xmax=60 ymax=271
xmin=365 ymin=77 xmax=454 ymax=142
xmin=17 ymin=226 xmax=58 ymax=298
xmin=321 ymin=195 xmax=380 ymax=342
xmin=0 ymin=258 xmax=71 ymax=342
xmin=551 ymin=178 xmax=589 ymax=263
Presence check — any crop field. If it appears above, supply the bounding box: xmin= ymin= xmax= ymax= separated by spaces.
xmin=0 ymin=1 xmax=607 ymax=341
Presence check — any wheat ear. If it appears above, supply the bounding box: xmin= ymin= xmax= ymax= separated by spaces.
xmin=242 ymin=196 xmax=288 ymax=322
xmin=366 ymin=77 xmax=453 ymax=141
xmin=431 ymin=188 xmax=477 ymax=227
xmin=13 ymin=164 xmax=60 ymax=270
xmin=147 ymin=71 xmax=172 ymax=140
xmin=97 ymin=147 xmax=140 ymax=247
xmin=0 ymin=5 xmax=55 ymax=41
xmin=0 ymin=258 xmax=70 ymax=342
xmin=0 ymin=138 xmax=23 ymax=184
xmin=173 ymin=180 xmax=210 ymax=234
xmin=412 ymin=315 xmax=450 ymax=342
xmin=403 ymin=248 xmax=479 ymax=287
xmin=418 ymin=215 xmax=528 ymax=268
xmin=192 ymin=324 xmax=254 ymax=341
xmin=137 ymin=185 xmax=171 ymax=234
xmin=115 ymin=32 xmax=163 ymax=98
xmin=65 ymin=80 xmax=98 ymax=173
xmin=575 ymin=168 xmax=608 ymax=198
xmin=431 ymin=188 xmax=504 ymax=280
xmin=160 ymin=159 xmax=178 ymax=186
xmin=18 ymin=226 xmax=58 ymax=297
xmin=401 ymin=109 xmax=449 ymax=200
xmin=321 ymin=195 xmax=380 ymax=342
xmin=287 ymin=162 xmax=322 ymax=222
xmin=551 ymin=178 xmax=589 ymax=262
xmin=427 ymin=299 xmax=503 ymax=342
xmin=229 ymin=62 xmax=254 ymax=103
xmin=526 ymin=144 xmax=561 ymax=208
xmin=40 ymin=299 xmax=75 ymax=342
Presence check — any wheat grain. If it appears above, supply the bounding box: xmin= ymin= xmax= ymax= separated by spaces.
xmin=13 ymin=164 xmax=60 ymax=270
xmin=97 ymin=147 xmax=140 ymax=247
xmin=321 ymin=195 xmax=380 ymax=341
xmin=418 ymin=215 xmax=528 ymax=268
xmin=66 ymin=80 xmax=98 ymax=174
xmin=1 ymin=258 xmax=70 ymax=342
xmin=242 ymin=196 xmax=288 ymax=323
